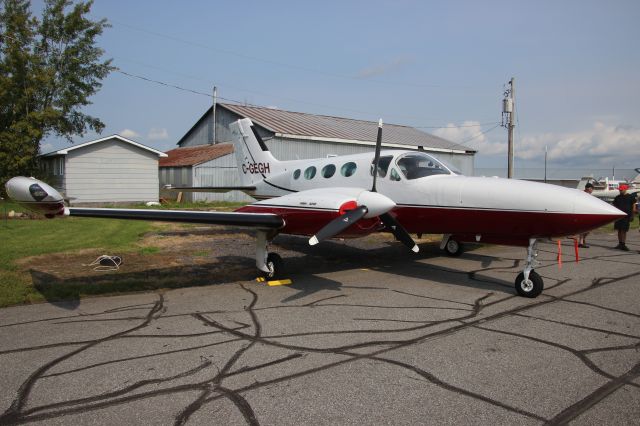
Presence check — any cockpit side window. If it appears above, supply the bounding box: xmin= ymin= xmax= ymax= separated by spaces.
xmin=370 ymin=156 xmax=393 ymax=178
xmin=396 ymin=153 xmax=451 ymax=180
xmin=389 ymin=168 xmax=402 ymax=181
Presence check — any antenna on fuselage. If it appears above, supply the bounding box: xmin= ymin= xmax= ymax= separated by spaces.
xmin=371 ymin=119 xmax=383 ymax=192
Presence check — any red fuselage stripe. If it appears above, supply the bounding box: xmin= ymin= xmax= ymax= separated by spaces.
xmin=236 ymin=205 xmax=620 ymax=242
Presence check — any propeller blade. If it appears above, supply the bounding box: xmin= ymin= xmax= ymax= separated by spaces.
xmin=309 ymin=206 xmax=368 ymax=245
xmin=380 ymin=212 xmax=419 ymax=253
xmin=371 ymin=119 xmax=383 ymax=192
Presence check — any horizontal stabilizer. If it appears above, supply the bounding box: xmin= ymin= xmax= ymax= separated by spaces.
xmin=69 ymin=208 xmax=283 ymax=228
xmin=163 ymin=186 xmax=256 ymax=193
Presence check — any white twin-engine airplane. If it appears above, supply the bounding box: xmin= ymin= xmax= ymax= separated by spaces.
xmin=6 ymin=118 xmax=625 ymax=298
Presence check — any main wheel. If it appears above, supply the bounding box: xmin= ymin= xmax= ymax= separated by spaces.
xmin=515 ymin=270 xmax=544 ymax=298
xmin=261 ymin=252 xmax=284 ymax=280
xmin=444 ymin=239 xmax=463 ymax=257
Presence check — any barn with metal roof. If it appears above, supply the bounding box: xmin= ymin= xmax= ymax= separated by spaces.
xmin=174 ymin=103 xmax=476 ymax=201
xmin=159 ymin=144 xmax=253 ymax=202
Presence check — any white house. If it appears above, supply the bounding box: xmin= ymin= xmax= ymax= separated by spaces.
xmin=39 ymin=135 xmax=167 ymax=205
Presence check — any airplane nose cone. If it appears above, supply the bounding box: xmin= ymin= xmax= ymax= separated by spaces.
xmin=357 ymin=191 xmax=396 ymax=218
xmin=572 ymin=190 xmax=626 ymax=231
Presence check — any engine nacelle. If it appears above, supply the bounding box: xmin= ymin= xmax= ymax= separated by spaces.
xmin=5 ymin=177 xmax=68 ymax=218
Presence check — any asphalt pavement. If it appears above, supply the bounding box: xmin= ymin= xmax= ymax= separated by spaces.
xmin=0 ymin=232 xmax=638 ymax=425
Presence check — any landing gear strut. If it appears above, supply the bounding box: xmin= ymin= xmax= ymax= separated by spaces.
xmin=515 ymin=238 xmax=544 ymax=298
xmin=256 ymin=230 xmax=284 ymax=280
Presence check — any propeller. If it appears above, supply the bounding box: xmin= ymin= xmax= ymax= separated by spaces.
xmin=308 ymin=119 xmax=419 ymax=252
xmin=370 ymin=120 xmax=419 ymax=252
xmin=380 ymin=212 xmax=419 ymax=252
xmin=371 ymin=119 xmax=383 ymax=193
xmin=309 ymin=206 xmax=368 ymax=246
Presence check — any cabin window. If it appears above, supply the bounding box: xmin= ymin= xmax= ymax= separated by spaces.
xmin=396 ymin=152 xmax=450 ymax=180
xmin=304 ymin=166 xmax=316 ymax=179
xmin=389 ymin=168 xmax=402 ymax=181
xmin=340 ymin=162 xmax=357 ymax=177
xmin=321 ymin=164 xmax=336 ymax=178
xmin=293 ymin=169 xmax=301 ymax=180
xmin=370 ymin=156 xmax=393 ymax=178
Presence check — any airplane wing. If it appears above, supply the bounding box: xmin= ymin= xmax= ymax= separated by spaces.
xmin=68 ymin=207 xmax=283 ymax=228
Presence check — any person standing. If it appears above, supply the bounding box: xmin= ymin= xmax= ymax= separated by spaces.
xmin=578 ymin=182 xmax=595 ymax=248
xmin=612 ymin=184 xmax=637 ymax=251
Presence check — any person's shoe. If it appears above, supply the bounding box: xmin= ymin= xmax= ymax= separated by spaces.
xmin=615 ymin=243 xmax=624 ymax=250
xmin=579 ymin=244 xmax=589 ymax=248
xmin=621 ymin=244 xmax=630 ymax=251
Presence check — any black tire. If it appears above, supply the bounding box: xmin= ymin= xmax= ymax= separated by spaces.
xmin=515 ymin=270 xmax=544 ymax=298
xmin=262 ymin=252 xmax=284 ymax=280
xmin=444 ymin=239 xmax=463 ymax=257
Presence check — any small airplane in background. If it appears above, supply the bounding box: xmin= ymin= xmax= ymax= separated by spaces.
xmin=577 ymin=170 xmax=640 ymax=202
xmin=6 ymin=118 xmax=625 ymax=298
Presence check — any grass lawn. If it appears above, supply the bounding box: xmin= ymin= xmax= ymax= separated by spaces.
xmin=0 ymin=199 xmax=249 ymax=307
xmin=0 ymin=214 xmax=155 ymax=307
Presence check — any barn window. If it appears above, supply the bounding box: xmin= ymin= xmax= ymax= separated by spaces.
xmin=304 ymin=166 xmax=316 ymax=179
xmin=293 ymin=169 xmax=301 ymax=180
xmin=340 ymin=162 xmax=357 ymax=177
xmin=321 ymin=164 xmax=336 ymax=178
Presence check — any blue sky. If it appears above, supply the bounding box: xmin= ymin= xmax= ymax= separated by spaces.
xmin=36 ymin=0 xmax=640 ymax=172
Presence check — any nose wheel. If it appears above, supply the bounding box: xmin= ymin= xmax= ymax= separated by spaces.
xmin=515 ymin=270 xmax=543 ymax=298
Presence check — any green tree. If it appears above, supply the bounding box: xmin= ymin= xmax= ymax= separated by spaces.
xmin=0 ymin=0 xmax=113 ymax=192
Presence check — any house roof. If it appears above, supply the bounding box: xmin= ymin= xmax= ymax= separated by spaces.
xmin=40 ymin=134 xmax=168 ymax=157
xmin=160 ymin=143 xmax=234 ymax=167
xmin=178 ymin=103 xmax=475 ymax=154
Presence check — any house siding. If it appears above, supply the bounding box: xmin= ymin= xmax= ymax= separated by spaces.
xmin=64 ymin=139 xmax=160 ymax=204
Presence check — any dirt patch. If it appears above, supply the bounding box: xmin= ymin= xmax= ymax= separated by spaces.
xmin=17 ymin=224 xmax=446 ymax=294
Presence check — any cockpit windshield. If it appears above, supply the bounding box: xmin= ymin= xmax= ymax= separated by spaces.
xmin=396 ymin=152 xmax=454 ymax=180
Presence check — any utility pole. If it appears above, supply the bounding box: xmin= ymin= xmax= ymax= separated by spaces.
xmin=211 ymin=86 xmax=217 ymax=145
xmin=502 ymin=78 xmax=515 ymax=178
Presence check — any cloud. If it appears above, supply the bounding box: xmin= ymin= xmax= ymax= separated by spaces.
xmin=147 ymin=128 xmax=169 ymax=141
xmin=356 ymin=57 xmax=412 ymax=79
xmin=434 ymin=121 xmax=640 ymax=167
xmin=516 ymin=122 xmax=640 ymax=166
xmin=119 ymin=129 xmax=140 ymax=139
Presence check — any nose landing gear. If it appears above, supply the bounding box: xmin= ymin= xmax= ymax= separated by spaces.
xmin=515 ymin=238 xmax=544 ymax=298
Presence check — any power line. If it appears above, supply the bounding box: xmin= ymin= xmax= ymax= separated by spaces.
xmin=108 ymin=18 xmax=475 ymax=90
xmin=115 ymin=68 xmax=499 ymax=132
xmin=459 ymin=123 xmax=501 ymax=145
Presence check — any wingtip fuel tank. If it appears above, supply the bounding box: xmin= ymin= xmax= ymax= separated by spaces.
xmin=5 ymin=177 xmax=67 ymax=218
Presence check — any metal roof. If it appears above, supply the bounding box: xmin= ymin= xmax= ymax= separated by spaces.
xmin=179 ymin=104 xmax=475 ymax=154
xmin=160 ymin=144 xmax=234 ymax=167
xmin=40 ymin=135 xmax=168 ymax=157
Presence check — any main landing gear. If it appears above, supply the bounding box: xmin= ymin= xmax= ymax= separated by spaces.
xmin=256 ymin=230 xmax=284 ymax=280
xmin=515 ymin=238 xmax=544 ymax=298
xmin=440 ymin=234 xmax=464 ymax=257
